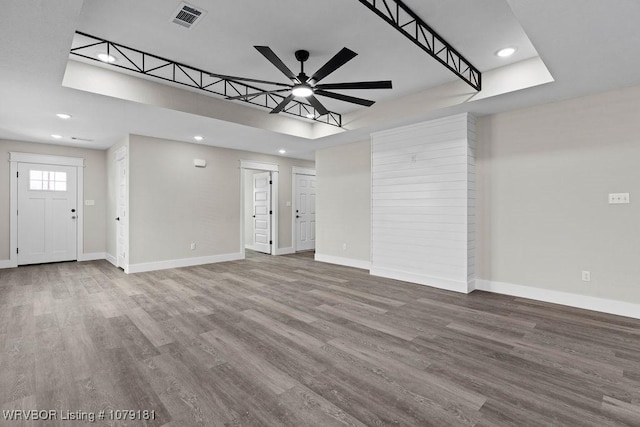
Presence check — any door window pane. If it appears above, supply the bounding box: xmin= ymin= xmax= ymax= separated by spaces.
xmin=29 ymin=170 xmax=68 ymax=191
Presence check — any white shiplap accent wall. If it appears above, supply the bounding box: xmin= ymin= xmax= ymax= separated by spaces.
xmin=371 ymin=113 xmax=476 ymax=293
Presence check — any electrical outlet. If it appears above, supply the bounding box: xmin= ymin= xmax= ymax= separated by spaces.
xmin=609 ymin=193 xmax=630 ymax=204
xmin=342 ymin=243 xmax=347 ymax=251
xmin=190 ymin=243 xmax=196 ymax=250
xmin=581 ymin=271 xmax=591 ymax=282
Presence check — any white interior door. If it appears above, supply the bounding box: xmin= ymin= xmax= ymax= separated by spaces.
xmin=116 ymin=153 xmax=127 ymax=268
xmin=295 ymin=174 xmax=316 ymax=251
xmin=17 ymin=163 xmax=77 ymax=265
xmin=252 ymin=171 xmax=272 ymax=254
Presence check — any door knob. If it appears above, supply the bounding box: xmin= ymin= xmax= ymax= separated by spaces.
xmin=296 ymin=215 xmax=300 ymax=218
xmin=253 ymin=215 xmax=256 ymax=218
xmin=71 ymin=209 xmax=76 ymax=213
xmin=115 ymin=217 xmax=120 ymax=221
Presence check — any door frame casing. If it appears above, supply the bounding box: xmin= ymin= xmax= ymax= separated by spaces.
xmin=8 ymin=152 xmax=85 ymax=268
xmin=291 ymin=166 xmax=316 ymax=252
xmin=114 ymin=146 xmax=128 ymax=270
xmin=239 ymin=160 xmax=279 ymax=257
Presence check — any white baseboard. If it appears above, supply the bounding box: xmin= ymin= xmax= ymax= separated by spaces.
xmin=370 ymin=267 xmax=471 ymax=294
xmin=0 ymin=259 xmax=17 ymax=269
xmin=315 ymin=253 xmax=371 ymax=270
xmin=105 ymin=253 xmax=117 ymax=267
xmin=127 ymin=252 xmax=243 ymax=274
xmin=275 ymin=247 xmax=294 ymax=255
xmin=78 ymin=252 xmax=106 ymax=262
xmin=475 ymin=279 xmax=640 ymax=320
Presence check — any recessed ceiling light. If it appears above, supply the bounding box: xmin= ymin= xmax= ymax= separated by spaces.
xmin=292 ymin=85 xmax=313 ymax=98
xmin=305 ymin=113 xmax=315 ymax=119
xmin=194 ymin=135 xmax=204 ymax=141
xmin=278 ymin=149 xmax=286 ymax=154
xmin=496 ymin=47 xmax=516 ymax=58
xmin=97 ymin=53 xmax=117 ymax=63
xmin=56 ymin=113 xmax=72 ymax=119
xmin=51 ymin=134 xmax=62 ymax=139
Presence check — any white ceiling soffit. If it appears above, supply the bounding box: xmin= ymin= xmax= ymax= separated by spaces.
xmin=63 ymin=53 xmax=553 ymax=140
xmin=65 ymin=0 xmax=551 ymax=139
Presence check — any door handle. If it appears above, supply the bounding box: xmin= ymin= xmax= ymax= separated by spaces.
xmin=115 ymin=217 xmax=120 ymax=221
xmin=253 ymin=215 xmax=256 ymax=218
xmin=296 ymin=215 xmax=300 ymax=218
xmin=71 ymin=209 xmax=76 ymax=213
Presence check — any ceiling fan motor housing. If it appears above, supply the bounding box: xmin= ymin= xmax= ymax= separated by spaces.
xmin=295 ymin=50 xmax=310 ymax=63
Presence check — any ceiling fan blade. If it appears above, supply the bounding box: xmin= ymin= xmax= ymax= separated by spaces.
xmin=270 ymin=94 xmax=295 ymax=114
xmin=254 ymin=46 xmax=298 ymax=81
xmin=209 ymin=72 xmax=291 ymax=87
xmin=226 ymin=89 xmax=290 ymax=101
xmin=309 ymin=47 xmax=357 ymax=85
xmin=306 ymin=95 xmax=329 ymax=116
xmin=316 ymin=80 xmax=392 ymax=90
xmin=315 ymin=89 xmax=375 ymax=107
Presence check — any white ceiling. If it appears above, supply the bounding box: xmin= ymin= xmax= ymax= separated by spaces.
xmin=1 ymin=0 xmax=640 ymax=160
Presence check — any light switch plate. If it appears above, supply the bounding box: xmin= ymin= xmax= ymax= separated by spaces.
xmin=85 ymin=200 xmax=95 ymax=206
xmin=609 ymin=193 xmax=630 ymax=204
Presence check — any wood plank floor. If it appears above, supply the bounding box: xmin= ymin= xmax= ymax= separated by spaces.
xmin=1 ymin=251 xmax=639 ymax=426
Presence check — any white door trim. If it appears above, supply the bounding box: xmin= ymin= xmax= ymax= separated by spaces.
xmin=240 ymin=160 xmax=279 ymax=172
xmin=291 ymin=168 xmax=316 ymax=252
xmin=8 ymin=152 xmax=85 ymax=268
xmin=239 ymin=160 xmax=279 ymax=256
xmin=292 ymin=166 xmax=316 ymax=176
xmin=9 ymin=152 xmax=85 ymax=167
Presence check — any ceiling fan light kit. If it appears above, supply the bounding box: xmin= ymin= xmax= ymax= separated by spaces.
xmin=219 ymin=45 xmax=393 ymax=116
xmin=291 ymin=84 xmax=313 ymax=98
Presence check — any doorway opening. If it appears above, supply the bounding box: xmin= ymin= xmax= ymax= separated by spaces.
xmin=240 ymin=160 xmax=279 ymax=256
xmin=292 ymin=167 xmax=316 ymax=253
xmin=9 ymin=152 xmax=84 ymax=267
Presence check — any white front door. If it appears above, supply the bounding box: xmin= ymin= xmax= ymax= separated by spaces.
xmin=295 ymin=174 xmax=316 ymax=251
xmin=17 ymin=163 xmax=77 ymax=265
xmin=116 ymin=151 xmax=127 ymax=268
xmin=252 ymin=171 xmax=272 ymax=254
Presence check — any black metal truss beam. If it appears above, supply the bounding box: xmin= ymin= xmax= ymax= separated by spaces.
xmin=357 ymin=0 xmax=481 ymax=91
xmin=69 ymin=32 xmax=342 ymax=127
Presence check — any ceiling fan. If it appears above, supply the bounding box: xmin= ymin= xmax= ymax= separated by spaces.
xmin=210 ymin=46 xmax=392 ymax=116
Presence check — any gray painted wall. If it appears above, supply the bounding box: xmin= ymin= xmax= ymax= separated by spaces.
xmin=316 ymin=140 xmax=371 ymax=263
xmin=126 ymin=134 xmax=313 ymax=265
xmin=476 ymin=85 xmax=640 ymax=303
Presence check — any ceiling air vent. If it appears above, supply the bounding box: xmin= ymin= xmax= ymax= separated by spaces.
xmin=171 ymin=2 xmax=206 ymax=29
